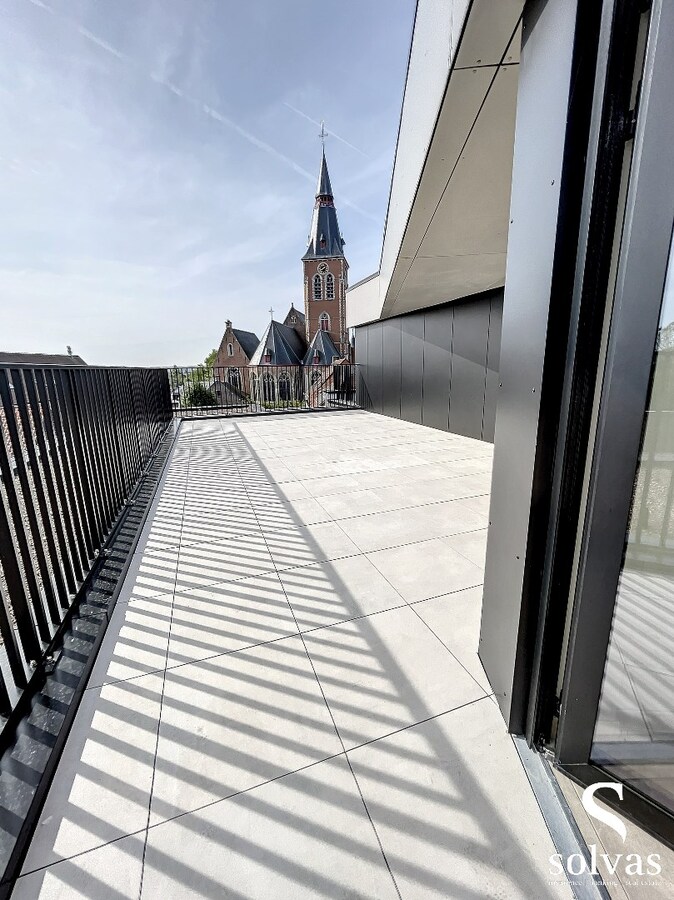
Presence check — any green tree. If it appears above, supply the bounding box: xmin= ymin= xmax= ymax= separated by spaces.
xmin=204 ymin=348 xmax=217 ymax=367
xmin=185 ymin=384 xmax=217 ymax=407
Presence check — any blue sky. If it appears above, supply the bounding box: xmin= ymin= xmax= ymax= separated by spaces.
xmin=0 ymin=0 xmax=414 ymax=365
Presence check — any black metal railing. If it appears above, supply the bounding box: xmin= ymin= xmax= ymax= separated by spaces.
xmin=168 ymin=363 xmax=364 ymax=417
xmin=0 ymin=366 xmax=172 ymax=719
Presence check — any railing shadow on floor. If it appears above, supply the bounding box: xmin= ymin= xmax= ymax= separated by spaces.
xmin=16 ymin=415 xmax=563 ymax=899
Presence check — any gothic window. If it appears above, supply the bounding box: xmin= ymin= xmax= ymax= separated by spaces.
xmin=326 ymin=273 xmax=335 ymax=300
xmin=278 ymin=373 xmax=291 ymax=401
xmin=319 ymin=312 xmax=330 ymax=331
xmin=263 ymin=373 xmax=275 ymax=403
xmin=290 ymin=315 xmax=296 ymax=324
xmin=313 ymin=274 xmax=322 ymax=299
xmin=227 ymin=343 xmax=234 ymax=357
xmin=228 ymin=368 xmax=241 ymax=391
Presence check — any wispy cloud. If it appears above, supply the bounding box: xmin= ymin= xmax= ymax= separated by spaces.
xmin=284 ymin=102 xmax=369 ymax=158
xmin=2 ymin=0 xmax=410 ymax=363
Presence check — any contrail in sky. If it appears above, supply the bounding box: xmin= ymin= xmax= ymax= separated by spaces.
xmin=25 ymin=0 xmax=377 ymax=221
xmin=283 ymin=103 xmax=369 ymax=158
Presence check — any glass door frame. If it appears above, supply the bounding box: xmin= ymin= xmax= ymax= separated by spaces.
xmin=551 ymin=0 xmax=674 ymax=846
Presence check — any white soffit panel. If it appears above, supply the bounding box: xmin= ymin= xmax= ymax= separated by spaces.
xmin=382 ymin=0 xmax=523 ymax=318
xmin=378 ymin=0 xmax=471 ymax=295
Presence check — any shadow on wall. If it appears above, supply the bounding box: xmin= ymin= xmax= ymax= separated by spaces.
xmin=355 ymin=290 xmax=503 ymax=442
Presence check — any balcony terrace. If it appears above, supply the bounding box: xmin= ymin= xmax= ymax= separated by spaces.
xmin=9 ymin=410 xmax=572 ymax=898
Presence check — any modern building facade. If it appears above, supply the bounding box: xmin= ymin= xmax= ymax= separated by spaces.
xmin=348 ymin=0 xmax=674 ymax=849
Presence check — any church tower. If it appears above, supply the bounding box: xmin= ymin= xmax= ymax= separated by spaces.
xmin=302 ymin=149 xmax=349 ymax=357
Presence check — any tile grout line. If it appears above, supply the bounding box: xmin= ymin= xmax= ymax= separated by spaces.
xmin=362 ymin=534 xmax=494 ymax=699
xmin=84 ymin=582 xmax=487 ymax=693
xmin=225 ymin=421 xmax=404 ymax=900
xmin=18 ymin=693 xmax=495 ymax=882
xmin=137 ymin=422 xmax=195 ymax=900
xmin=128 ymin=523 xmax=490 ymax=603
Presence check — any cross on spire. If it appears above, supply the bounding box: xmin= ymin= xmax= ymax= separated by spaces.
xmin=269 ymin=307 xmax=274 ymax=320
xmin=319 ymin=121 xmax=327 ymax=148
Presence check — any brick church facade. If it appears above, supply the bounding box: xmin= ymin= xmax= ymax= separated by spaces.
xmin=213 ymin=149 xmax=350 ymax=404
xmin=301 ymin=149 xmax=349 ymax=358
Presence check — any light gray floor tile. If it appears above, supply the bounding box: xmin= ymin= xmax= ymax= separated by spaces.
xmin=413 ymin=588 xmax=491 ymax=693
xmin=88 ymin=596 xmax=172 ymax=688
xmin=263 ymin=520 xmax=360 ymax=569
xmin=303 ymin=473 xmax=362 ymax=497
xmin=142 ymin=755 xmax=399 ymax=900
xmin=171 ymin=533 xmax=276 ymax=590
xmin=255 ymin=496 xmax=332 ymax=528
xmin=22 ymin=675 xmax=162 ymax=869
xmin=150 ymin=635 xmax=342 ymax=821
xmin=166 ymin=572 xmax=299 ymax=666
xmin=348 ymin=700 xmax=573 ymax=900
xmin=303 ymin=605 xmax=485 ymax=748
xmin=279 ymin=555 xmax=404 ymax=632
xmin=368 ymin=536 xmax=484 ymax=603
xmin=118 ymin=547 xmax=179 ymax=601
xmin=343 ymin=500 xmax=486 ymax=553
xmin=16 ymin=833 xmax=145 ymax=900
xmin=442 ymin=527 xmax=489 ymax=568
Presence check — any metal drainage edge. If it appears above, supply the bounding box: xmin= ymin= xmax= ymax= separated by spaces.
xmin=513 ymin=736 xmax=611 ymax=900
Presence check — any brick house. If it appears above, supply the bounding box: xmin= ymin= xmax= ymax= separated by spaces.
xmin=213 ymin=320 xmax=259 ymax=397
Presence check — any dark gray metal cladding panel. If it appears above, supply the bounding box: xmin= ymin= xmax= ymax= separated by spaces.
xmin=366 ymin=320 xmax=384 ymax=414
xmin=354 ymin=327 xmax=370 ymax=410
xmin=421 ymin=306 xmax=453 ymax=431
xmin=482 ymin=294 xmax=504 ymax=442
xmin=448 ymin=297 xmax=490 ymax=440
xmin=400 ymin=313 xmax=425 ymax=424
xmin=479 ymin=0 xmax=579 ymax=730
xmin=381 ymin=319 xmax=402 ymax=419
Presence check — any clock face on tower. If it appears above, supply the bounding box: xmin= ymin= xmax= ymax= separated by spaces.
xmin=317 ymin=262 xmax=329 ymax=274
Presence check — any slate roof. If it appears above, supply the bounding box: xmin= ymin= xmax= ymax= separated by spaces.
xmin=302 ymin=329 xmax=341 ymax=366
xmin=0 ymin=352 xmax=87 ymax=366
xmin=283 ymin=304 xmax=305 ymax=326
xmin=231 ymin=329 xmax=260 ymax=360
xmin=249 ymin=321 xmax=308 ymax=366
xmin=303 ymin=150 xmax=345 ymax=260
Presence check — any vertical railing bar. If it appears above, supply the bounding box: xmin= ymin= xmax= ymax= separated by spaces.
xmin=93 ymin=369 xmax=124 ymax=516
xmin=19 ymin=369 xmax=70 ymax=612
xmin=58 ymin=370 xmax=102 ymax=552
xmin=34 ymin=370 xmax=84 ymax=587
xmin=0 ymin=503 xmax=33 ymax=685
xmin=119 ymin=370 xmax=140 ymax=484
xmin=3 ymin=370 xmax=60 ymax=629
xmin=0 ymin=666 xmax=13 ymax=719
xmin=48 ymin=370 xmax=95 ymax=564
xmin=77 ymin=369 xmax=114 ymax=534
xmin=108 ymin=370 xmax=133 ymax=498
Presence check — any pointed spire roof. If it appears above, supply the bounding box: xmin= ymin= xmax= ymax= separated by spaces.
xmin=316 ymin=149 xmax=333 ymax=199
xmin=303 ymin=150 xmax=345 ymax=260
xmin=249 ymin=320 xmax=307 ymax=366
xmin=302 ymin=329 xmax=340 ymax=366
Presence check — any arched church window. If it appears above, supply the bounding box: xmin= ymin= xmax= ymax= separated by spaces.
xmin=313 ymin=274 xmax=322 ymax=300
xmin=319 ymin=312 xmax=330 ymax=331
xmin=278 ymin=373 xmax=291 ymax=402
xmin=228 ymin=368 xmax=241 ymax=391
xmin=263 ymin=373 xmax=275 ymax=403
xmin=326 ymin=273 xmax=335 ymax=300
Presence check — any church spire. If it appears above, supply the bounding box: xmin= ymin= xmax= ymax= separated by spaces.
xmin=316 ymin=144 xmax=333 ymax=199
xmin=303 ymin=149 xmax=344 ymax=260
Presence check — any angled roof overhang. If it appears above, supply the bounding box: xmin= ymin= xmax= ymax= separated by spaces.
xmin=347 ymin=0 xmax=523 ymax=327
